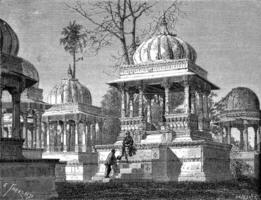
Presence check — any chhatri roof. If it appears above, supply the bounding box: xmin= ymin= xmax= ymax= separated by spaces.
xmin=109 ymin=17 xmax=218 ymax=90
xmin=47 ymin=66 xmax=92 ymax=105
xmin=133 ymin=17 xmax=197 ymax=65
xmin=0 ymin=18 xmax=39 ymax=87
xmin=43 ymin=67 xmax=101 ymax=121
xmin=217 ymin=87 xmax=260 ymax=122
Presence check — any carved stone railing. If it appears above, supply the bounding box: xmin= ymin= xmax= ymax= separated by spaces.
xmin=120 ymin=116 xmax=144 ymax=131
xmin=119 ymin=59 xmax=207 ymax=79
xmin=165 ymin=113 xmax=198 ymax=130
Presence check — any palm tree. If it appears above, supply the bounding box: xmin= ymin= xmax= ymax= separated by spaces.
xmin=60 ymin=20 xmax=87 ymax=79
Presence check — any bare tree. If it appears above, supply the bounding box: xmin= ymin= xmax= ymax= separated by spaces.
xmin=66 ymin=0 xmax=184 ymax=66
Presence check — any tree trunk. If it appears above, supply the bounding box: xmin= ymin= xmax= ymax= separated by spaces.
xmin=120 ymin=37 xmax=130 ymax=65
xmin=73 ymin=51 xmax=76 ymax=79
xmin=130 ymin=18 xmax=137 ymax=64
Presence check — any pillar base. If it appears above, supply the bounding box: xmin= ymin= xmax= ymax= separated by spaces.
xmin=0 ymin=138 xmax=24 ymax=160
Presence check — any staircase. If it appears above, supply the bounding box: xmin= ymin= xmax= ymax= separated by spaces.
xmin=114 ymin=162 xmax=144 ymax=181
xmin=92 ymin=161 xmax=144 ymax=182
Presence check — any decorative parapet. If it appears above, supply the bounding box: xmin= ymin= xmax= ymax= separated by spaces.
xmin=43 ymin=103 xmax=101 ymax=117
xmin=119 ymin=59 xmax=207 ymax=79
xmin=120 ymin=116 xmax=144 ymax=131
xmin=165 ymin=113 xmax=198 ymax=130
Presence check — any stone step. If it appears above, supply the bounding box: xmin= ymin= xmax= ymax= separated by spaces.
xmin=91 ymin=175 xmax=104 ymax=182
xmin=115 ymin=172 xmax=143 ymax=180
xmin=119 ymin=163 xmax=142 ymax=169
xmin=120 ymin=167 xmax=143 ymax=174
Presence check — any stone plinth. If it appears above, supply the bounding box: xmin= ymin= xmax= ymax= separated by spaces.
xmin=22 ymin=148 xmax=44 ymax=159
xmin=0 ymin=138 xmax=24 ymax=160
xmin=42 ymin=151 xmax=98 ymax=182
xmin=231 ymin=151 xmax=260 ymax=178
xmin=0 ymin=159 xmax=59 ymax=200
xmin=93 ymin=140 xmax=232 ymax=182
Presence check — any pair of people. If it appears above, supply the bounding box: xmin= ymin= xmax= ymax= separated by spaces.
xmin=104 ymin=131 xmax=136 ymax=178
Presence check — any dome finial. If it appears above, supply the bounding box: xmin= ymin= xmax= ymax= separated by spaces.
xmin=68 ymin=64 xmax=73 ymax=79
xmin=160 ymin=13 xmax=169 ymax=35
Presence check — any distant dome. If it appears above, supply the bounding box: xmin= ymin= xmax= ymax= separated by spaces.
xmin=0 ymin=18 xmax=19 ymax=56
xmin=226 ymin=87 xmax=259 ymax=111
xmin=47 ymin=67 xmax=92 ymax=105
xmin=133 ymin=18 xmax=197 ymax=65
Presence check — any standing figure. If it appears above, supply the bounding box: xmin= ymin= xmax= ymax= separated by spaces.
xmin=104 ymin=148 xmax=117 ymax=178
xmin=120 ymin=131 xmax=136 ymax=162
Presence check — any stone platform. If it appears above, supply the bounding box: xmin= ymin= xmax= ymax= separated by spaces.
xmin=0 ymin=159 xmax=59 ymax=200
xmin=92 ymin=140 xmax=232 ymax=182
xmin=43 ymin=151 xmax=98 ymax=182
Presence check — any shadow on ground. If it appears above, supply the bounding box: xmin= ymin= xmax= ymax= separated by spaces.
xmin=50 ymin=177 xmax=260 ymax=200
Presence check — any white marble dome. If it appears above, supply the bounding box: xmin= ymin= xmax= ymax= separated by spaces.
xmin=47 ymin=68 xmax=92 ymax=105
xmin=0 ymin=18 xmax=19 ymax=56
xmin=133 ymin=20 xmax=197 ymax=65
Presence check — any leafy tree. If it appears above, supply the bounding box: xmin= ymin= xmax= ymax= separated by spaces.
xmin=60 ymin=20 xmax=87 ymax=78
xmin=101 ymin=87 xmax=121 ymax=144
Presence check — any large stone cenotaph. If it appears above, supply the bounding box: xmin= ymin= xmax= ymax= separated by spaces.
xmin=92 ymin=19 xmax=232 ymax=182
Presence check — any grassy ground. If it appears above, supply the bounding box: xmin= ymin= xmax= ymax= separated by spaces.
xmin=51 ymin=177 xmax=260 ymax=200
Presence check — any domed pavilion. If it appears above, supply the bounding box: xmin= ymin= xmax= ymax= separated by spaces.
xmin=216 ymin=87 xmax=260 ymax=151
xmin=0 ymin=18 xmax=58 ymax=199
xmin=42 ymin=66 xmax=102 ymax=181
xmin=93 ymin=18 xmax=232 ymax=182
xmin=1 ymin=25 xmax=49 ymax=154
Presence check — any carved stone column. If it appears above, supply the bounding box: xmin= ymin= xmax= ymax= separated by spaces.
xmin=226 ymin=124 xmax=231 ymax=145
xmin=197 ymin=91 xmax=204 ymax=131
xmin=86 ymin=122 xmax=92 ymax=152
xmin=36 ymin=111 xmax=42 ymax=148
xmin=53 ymin=122 xmax=58 ymax=151
xmin=129 ymin=91 xmax=134 ymax=118
xmin=138 ymin=84 xmax=144 ymax=118
xmin=32 ymin=114 xmax=37 ymax=148
xmin=7 ymin=125 xmax=12 ymax=138
xmin=254 ymin=125 xmax=258 ymax=151
xmin=243 ymin=121 xmax=248 ymax=151
xmin=164 ymin=86 xmax=170 ymax=115
xmin=82 ymin=122 xmax=86 ymax=152
xmin=11 ymin=91 xmax=21 ymax=139
xmin=75 ymin=121 xmax=79 ymax=152
xmin=0 ymin=85 xmax=2 ymax=139
xmin=97 ymin=121 xmax=103 ymax=145
xmin=184 ymin=83 xmax=190 ymax=114
xmin=147 ymin=98 xmax=152 ymax=124
xmin=46 ymin=121 xmax=50 ymax=152
xmin=190 ymin=89 xmax=197 ymax=115
xmin=63 ymin=121 xmax=67 ymax=152
xmin=22 ymin=112 xmax=28 ymax=148
xmin=121 ymin=85 xmax=126 ymax=118
xmin=203 ymin=92 xmax=209 ymax=119
xmin=91 ymin=123 xmax=96 ymax=151
xmin=238 ymin=126 xmax=244 ymax=151
xmin=257 ymin=125 xmax=261 ymax=152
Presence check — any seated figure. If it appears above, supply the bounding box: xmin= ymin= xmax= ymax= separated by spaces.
xmin=119 ymin=131 xmax=136 ymax=162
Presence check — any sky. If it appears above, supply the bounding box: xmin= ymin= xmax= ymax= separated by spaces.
xmin=0 ymin=0 xmax=260 ymax=146
xmin=0 ymin=0 xmax=260 ymax=107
